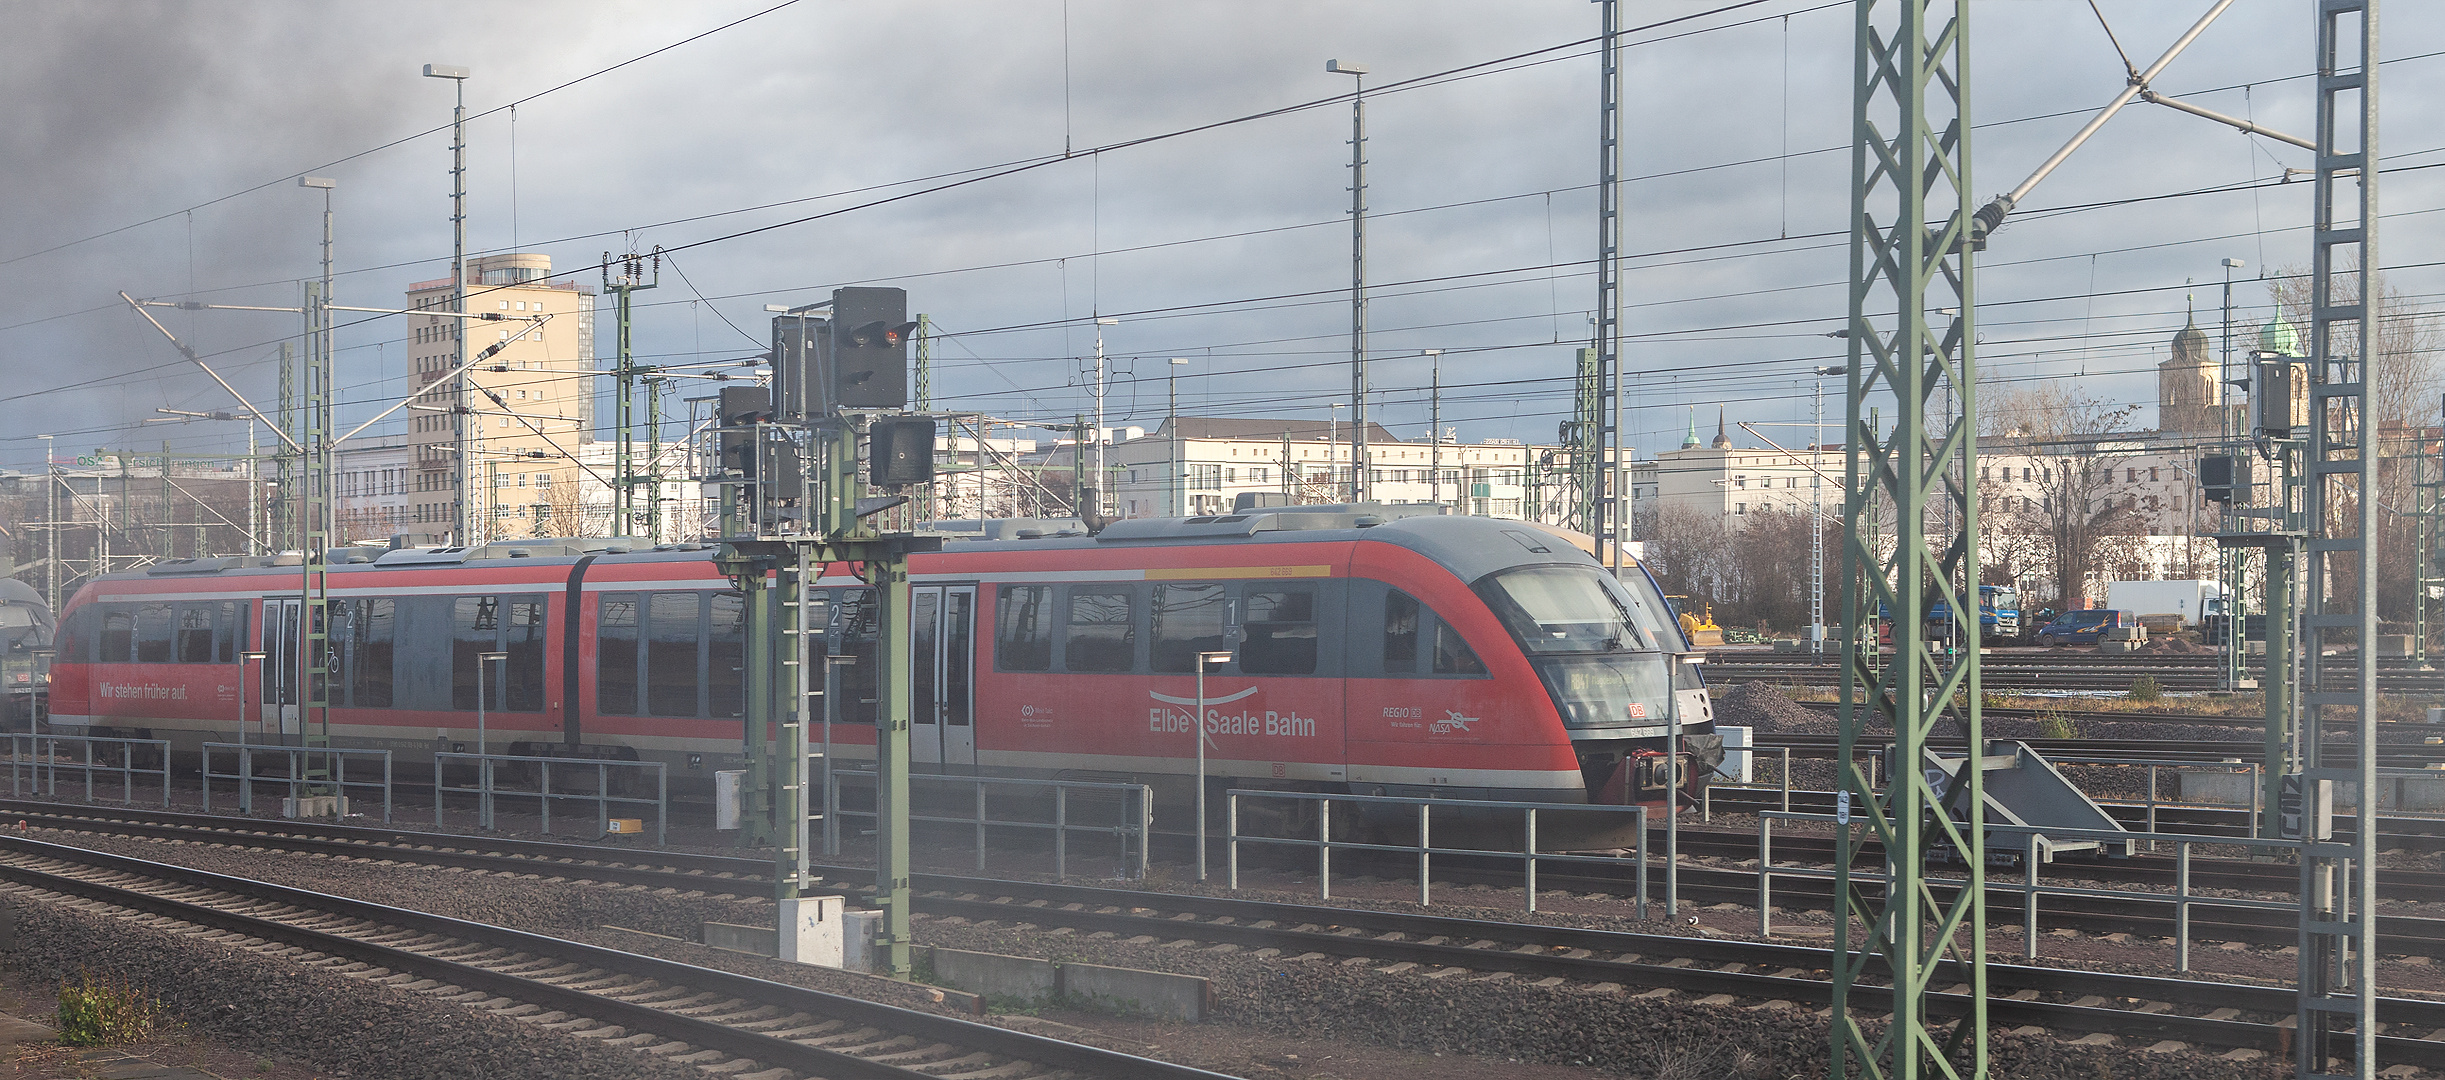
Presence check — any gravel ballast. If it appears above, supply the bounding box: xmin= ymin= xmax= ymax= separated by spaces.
xmin=1 ymin=819 xmax=2350 ymax=1080
xmin=3 ymin=896 xmax=709 ymax=1080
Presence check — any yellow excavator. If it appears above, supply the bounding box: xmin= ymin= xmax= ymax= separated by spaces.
xmin=1666 ymin=595 xmax=1725 ymax=648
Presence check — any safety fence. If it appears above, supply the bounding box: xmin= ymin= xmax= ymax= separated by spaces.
xmin=433 ymin=752 xmax=668 ymax=844
xmin=1226 ymin=790 xmax=1651 ymax=916
xmin=2042 ymin=754 xmax=2265 ymax=840
xmin=1 ymin=733 xmax=169 ymax=806
xmin=828 ymin=770 xmax=1152 ymax=882
xmin=1756 ymin=811 xmax=2304 ymax=972
xmin=199 ymin=743 xmax=393 ymax=823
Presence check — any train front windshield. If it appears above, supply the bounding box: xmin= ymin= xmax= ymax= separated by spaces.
xmin=1475 ymin=565 xmax=1679 ymax=730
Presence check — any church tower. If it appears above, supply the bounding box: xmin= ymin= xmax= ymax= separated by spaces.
xmin=2156 ymin=303 xmax=2219 ymax=439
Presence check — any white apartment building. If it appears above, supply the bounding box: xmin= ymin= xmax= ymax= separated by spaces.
xmin=1044 ymin=418 xmax=1608 ymax=522
xmin=332 ymin=441 xmax=414 ymax=544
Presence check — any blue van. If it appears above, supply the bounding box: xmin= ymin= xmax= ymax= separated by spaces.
xmin=2033 ymin=608 xmax=2138 ymax=647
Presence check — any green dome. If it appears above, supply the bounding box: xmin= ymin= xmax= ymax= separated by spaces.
xmin=2260 ymin=315 xmax=2300 ymax=357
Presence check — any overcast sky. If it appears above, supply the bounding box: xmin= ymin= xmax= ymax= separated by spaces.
xmin=2 ymin=0 xmax=2438 ymax=472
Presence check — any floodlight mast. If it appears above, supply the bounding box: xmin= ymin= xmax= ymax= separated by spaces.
xmin=423 ymin=62 xmax=471 ymax=539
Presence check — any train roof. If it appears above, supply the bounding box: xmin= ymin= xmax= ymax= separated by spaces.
xmin=938 ymin=509 xmax=1624 ymax=585
xmin=74 ymin=511 xmax=1634 ymax=596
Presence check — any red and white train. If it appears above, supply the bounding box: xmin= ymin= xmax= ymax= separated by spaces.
xmin=46 ymin=510 xmax=1717 ymax=814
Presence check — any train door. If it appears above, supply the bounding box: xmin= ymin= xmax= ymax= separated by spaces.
xmin=940 ymin=587 xmax=975 ymax=766
xmin=908 ymin=585 xmax=977 ymax=770
xmin=263 ymin=598 xmax=301 ymax=736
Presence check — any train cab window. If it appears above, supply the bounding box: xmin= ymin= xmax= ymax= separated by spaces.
xmin=994 ymin=586 xmax=1053 ymax=672
xmin=135 ymin=603 xmax=174 ymax=663
xmin=58 ymin=605 xmax=94 ymax=665
xmin=1150 ymin=583 xmax=1228 ymax=673
xmin=350 ymin=599 xmax=396 ymax=708
xmin=647 ymin=592 xmax=703 ymax=717
xmin=1241 ymin=588 xmax=1318 ymax=675
xmin=1383 ymin=590 xmax=1421 ymax=674
xmin=708 ymin=592 xmax=745 ymax=719
xmin=1433 ymin=620 xmax=1487 ymax=676
xmin=596 ymin=598 xmax=641 ymax=716
xmin=1064 ymin=587 xmax=1136 ymax=673
xmin=175 ymin=604 xmax=215 ymax=664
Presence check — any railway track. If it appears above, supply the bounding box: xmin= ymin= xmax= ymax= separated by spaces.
xmin=1705 ymin=649 xmax=2445 ymax=693
xmin=18 ymin=793 xmax=2445 ymax=953
xmin=20 ymin=797 xmax=2445 ymax=1063
xmin=1706 ymin=786 xmax=2445 ymax=853
xmin=1743 ymin=700 xmax=2439 ymax=737
xmin=0 ymin=830 xmax=1225 ymax=1080
xmin=1748 ymin=732 xmax=2445 ymax=768
xmin=903 ymin=878 xmax=2445 ymax=1066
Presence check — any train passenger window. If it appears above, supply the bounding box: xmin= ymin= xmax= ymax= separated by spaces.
xmin=1241 ymin=589 xmax=1318 ymax=675
xmin=596 ymin=598 xmax=641 ymax=716
xmin=1150 ymin=583 xmax=1228 ymax=673
xmin=1434 ymin=620 xmax=1487 ymax=676
xmin=215 ymin=601 xmax=243 ymax=664
xmin=830 ymin=588 xmax=880 ymax=726
xmin=1063 ymin=587 xmax=1136 ymax=673
xmin=175 ymin=604 xmax=215 ymax=664
xmin=647 ymin=592 xmax=703 ymax=717
xmin=450 ymin=597 xmax=496 ymax=711
xmin=504 ymin=598 xmax=545 ymax=713
xmin=1383 ymin=591 xmax=1420 ymax=674
xmin=353 ymin=599 xmax=395 ymax=708
xmin=708 ymin=592 xmax=745 ymax=719
xmin=994 ymin=586 xmax=1053 ymax=672
xmin=99 ymin=607 xmax=134 ymax=663
xmin=135 ymin=603 xmax=174 ymax=663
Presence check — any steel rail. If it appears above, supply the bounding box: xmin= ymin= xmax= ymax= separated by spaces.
xmin=0 ymin=833 xmax=1229 ymax=1080
xmin=891 ymin=878 xmax=2428 ymax=1064
xmin=8 ymin=798 xmax=2438 ymax=1060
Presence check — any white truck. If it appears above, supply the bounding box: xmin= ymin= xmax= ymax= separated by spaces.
xmin=2103 ymin=579 xmax=2227 ymax=631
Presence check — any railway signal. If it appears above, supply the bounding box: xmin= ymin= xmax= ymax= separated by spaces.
xmin=829 ymin=287 xmax=914 ymax=411
xmin=867 ymin=417 xmax=936 ymax=490
xmin=2199 ymin=454 xmax=2236 ymax=504
xmin=724 ymin=284 xmax=935 ymax=981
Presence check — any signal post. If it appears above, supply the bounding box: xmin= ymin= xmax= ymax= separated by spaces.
xmin=719 ymin=288 xmax=933 ymax=980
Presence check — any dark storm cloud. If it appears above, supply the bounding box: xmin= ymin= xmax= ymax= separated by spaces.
xmin=1 ymin=1 xmax=2439 ymax=466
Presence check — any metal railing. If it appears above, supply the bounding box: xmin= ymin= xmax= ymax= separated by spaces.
xmin=1756 ymin=811 xmax=2302 ymax=972
xmin=1717 ymin=747 xmax=1883 ymax=818
xmin=2043 ymin=755 xmax=2265 ymax=840
xmin=829 ymin=770 xmax=1151 ymax=882
xmin=1703 ymin=746 xmax=1798 ymax=820
xmin=1226 ymin=790 xmax=1651 ymax=917
xmin=433 ymin=752 xmax=669 ymax=844
xmin=199 ymin=743 xmax=393 ymax=823
xmin=1 ymin=733 xmax=169 ymax=806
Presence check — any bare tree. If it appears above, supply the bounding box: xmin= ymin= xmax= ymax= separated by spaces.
xmin=1721 ymin=505 xmax=1827 ymax=632
xmin=2267 ymin=267 xmax=2443 ymax=623
xmin=1980 ymin=384 xmax=2151 ymax=609
xmin=1635 ymin=503 xmax=1736 ymax=618
xmin=538 ymin=472 xmax=611 ymax=537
